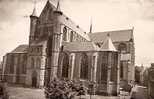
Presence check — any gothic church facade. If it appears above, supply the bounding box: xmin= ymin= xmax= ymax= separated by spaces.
xmin=2 ymin=0 xmax=135 ymax=95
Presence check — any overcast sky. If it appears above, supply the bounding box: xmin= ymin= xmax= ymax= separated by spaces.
xmin=0 ymin=0 xmax=154 ymax=66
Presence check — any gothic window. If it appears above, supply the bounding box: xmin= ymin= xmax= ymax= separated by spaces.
xmin=120 ymin=61 xmax=124 ymax=78
xmin=118 ymin=43 xmax=127 ymax=53
xmin=48 ymin=26 xmax=53 ymax=36
xmin=62 ymin=53 xmax=69 ymax=78
xmin=92 ymin=56 xmax=96 ymax=68
xmin=80 ymin=53 xmax=88 ymax=79
xmin=111 ymin=53 xmax=118 ymax=81
xmin=31 ymin=57 xmax=35 ymax=68
xmin=37 ymin=48 xmax=39 ymax=53
xmin=100 ymin=52 xmax=108 ymax=83
xmin=36 ymin=58 xmax=41 ymax=69
xmin=70 ymin=31 xmax=73 ymax=42
xmin=47 ymin=36 xmax=53 ymax=56
xmin=10 ymin=54 xmax=14 ymax=74
xmin=49 ymin=9 xmax=53 ymax=20
xmin=22 ymin=55 xmax=27 ymax=74
xmin=63 ymin=26 xmax=67 ymax=41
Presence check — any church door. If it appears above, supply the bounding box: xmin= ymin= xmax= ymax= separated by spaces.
xmin=32 ymin=71 xmax=37 ymax=88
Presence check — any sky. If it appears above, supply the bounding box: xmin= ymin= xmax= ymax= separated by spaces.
xmin=0 ymin=0 xmax=154 ymax=67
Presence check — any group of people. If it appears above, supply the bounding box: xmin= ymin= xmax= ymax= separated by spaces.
xmin=45 ymin=78 xmax=88 ymax=99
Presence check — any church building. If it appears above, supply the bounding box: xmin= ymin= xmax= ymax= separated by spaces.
xmin=2 ymin=0 xmax=135 ymax=95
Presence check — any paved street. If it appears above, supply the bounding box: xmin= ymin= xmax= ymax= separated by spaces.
xmin=5 ymin=86 xmax=131 ymax=99
xmin=131 ymin=85 xmax=148 ymax=99
xmin=6 ymin=86 xmax=45 ymax=99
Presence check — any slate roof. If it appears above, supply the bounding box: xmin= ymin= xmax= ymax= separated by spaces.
xmin=100 ymin=34 xmax=117 ymax=52
xmin=88 ymin=29 xmax=133 ymax=43
xmin=62 ymin=42 xmax=100 ymax=52
xmin=11 ymin=45 xmax=28 ymax=53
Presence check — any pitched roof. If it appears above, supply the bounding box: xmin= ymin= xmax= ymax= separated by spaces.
xmin=62 ymin=42 xmax=100 ymax=52
xmin=100 ymin=34 xmax=117 ymax=52
xmin=88 ymin=29 xmax=133 ymax=43
xmin=11 ymin=45 xmax=28 ymax=53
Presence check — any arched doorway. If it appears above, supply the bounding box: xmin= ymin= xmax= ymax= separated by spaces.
xmin=32 ymin=71 xmax=37 ymax=87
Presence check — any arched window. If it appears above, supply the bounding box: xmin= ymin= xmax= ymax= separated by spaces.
xmin=63 ymin=26 xmax=67 ymax=41
xmin=70 ymin=31 xmax=73 ymax=42
xmin=22 ymin=55 xmax=27 ymax=74
xmin=100 ymin=52 xmax=108 ymax=83
xmin=62 ymin=53 xmax=69 ymax=78
xmin=120 ymin=62 xmax=124 ymax=78
xmin=31 ymin=58 xmax=35 ymax=68
xmin=36 ymin=58 xmax=41 ymax=69
xmin=118 ymin=43 xmax=127 ymax=53
xmin=80 ymin=53 xmax=88 ymax=79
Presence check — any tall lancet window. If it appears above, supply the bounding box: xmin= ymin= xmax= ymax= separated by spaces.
xmin=36 ymin=58 xmax=41 ymax=69
xmin=100 ymin=52 xmax=108 ymax=83
xmin=70 ymin=31 xmax=73 ymax=42
xmin=62 ymin=53 xmax=69 ymax=78
xmin=80 ymin=53 xmax=88 ymax=79
xmin=63 ymin=26 xmax=67 ymax=41
xmin=31 ymin=57 xmax=35 ymax=68
xmin=22 ymin=55 xmax=27 ymax=74
xmin=118 ymin=43 xmax=127 ymax=53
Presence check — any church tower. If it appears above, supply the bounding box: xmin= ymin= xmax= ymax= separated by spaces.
xmin=47 ymin=0 xmax=63 ymax=81
xmin=29 ymin=5 xmax=38 ymax=44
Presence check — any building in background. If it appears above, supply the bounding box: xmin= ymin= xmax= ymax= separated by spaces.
xmin=135 ymin=65 xmax=145 ymax=84
xmin=2 ymin=0 xmax=135 ymax=95
xmin=148 ymin=63 xmax=154 ymax=99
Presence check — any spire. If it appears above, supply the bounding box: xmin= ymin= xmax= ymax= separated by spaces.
xmin=31 ymin=0 xmax=37 ymax=17
xmin=56 ymin=0 xmax=61 ymax=11
xmin=89 ymin=17 xmax=93 ymax=33
xmin=100 ymin=33 xmax=117 ymax=52
xmin=54 ymin=0 xmax=63 ymax=15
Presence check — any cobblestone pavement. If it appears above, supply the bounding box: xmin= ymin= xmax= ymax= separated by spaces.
xmin=6 ymin=86 xmax=45 ymax=99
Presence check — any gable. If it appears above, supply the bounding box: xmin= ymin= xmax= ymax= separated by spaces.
xmin=35 ymin=1 xmax=56 ymax=39
xmin=38 ymin=1 xmax=56 ymax=24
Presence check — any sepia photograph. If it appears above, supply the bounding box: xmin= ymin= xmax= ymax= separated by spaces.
xmin=0 ymin=0 xmax=154 ymax=99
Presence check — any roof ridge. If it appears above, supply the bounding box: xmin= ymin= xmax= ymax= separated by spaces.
xmin=91 ymin=28 xmax=133 ymax=34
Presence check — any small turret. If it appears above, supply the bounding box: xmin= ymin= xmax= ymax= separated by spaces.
xmin=30 ymin=0 xmax=38 ymax=18
xmin=29 ymin=2 xmax=38 ymax=44
xmin=100 ymin=33 xmax=117 ymax=52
